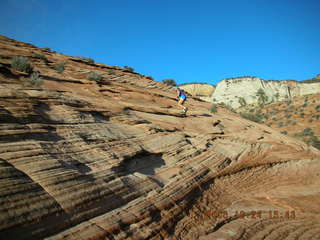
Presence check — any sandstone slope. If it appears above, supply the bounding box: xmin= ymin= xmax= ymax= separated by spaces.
xmin=253 ymin=94 xmax=320 ymax=149
xmin=1 ymin=36 xmax=320 ymax=240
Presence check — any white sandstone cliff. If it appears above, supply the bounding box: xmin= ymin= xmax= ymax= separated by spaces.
xmin=180 ymin=77 xmax=320 ymax=108
xmin=212 ymin=77 xmax=320 ymax=108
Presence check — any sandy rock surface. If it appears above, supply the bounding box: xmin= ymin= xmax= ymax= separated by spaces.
xmin=1 ymin=35 xmax=320 ymax=240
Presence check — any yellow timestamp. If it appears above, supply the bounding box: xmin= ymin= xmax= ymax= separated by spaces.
xmin=205 ymin=210 xmax=296 ymax=220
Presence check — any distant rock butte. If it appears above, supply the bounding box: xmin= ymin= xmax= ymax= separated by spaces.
xmin=182 ymin=77 xmax=320 ymax=108
xmin=179 ymin=83 xmax=215 ymax=102
xmin=1 ymin=35 xmax=320 ymax=240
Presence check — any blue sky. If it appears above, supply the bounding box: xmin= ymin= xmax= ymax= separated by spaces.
xmin=0 ymin=0 xmax=319 ymax=85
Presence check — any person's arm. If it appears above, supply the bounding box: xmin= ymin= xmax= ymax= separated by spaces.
xmin=176 ymin=89 xmax=180 ymax=98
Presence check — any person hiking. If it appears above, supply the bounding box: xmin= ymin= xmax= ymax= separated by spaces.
xmin=176 ymin=87 xmax=188 ymax=114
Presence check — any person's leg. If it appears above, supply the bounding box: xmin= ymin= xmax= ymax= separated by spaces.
xmin=178 ymin=97 xmax=187 ymax=112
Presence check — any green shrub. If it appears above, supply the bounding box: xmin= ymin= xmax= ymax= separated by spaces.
xmin=302 ymin=103 xmax=308 ymax=107
xmin=302 ymin=128 xmax=313 ymax=136
xmin=42 ymin=47 xmax=51 ymax=51
xmin=210 ymin=104 xmax=218 ymax=113
xmin=108 ymin=69 xmax=116 ymax=75
xmin=123 ymin=66 xmax=134 ymax=72
xmin=315 ymin=104 xmax=320 ymax=112
xmin=309 ymin=136 xmax=320 ymax=150
xmin=77 ymin=57 xmax=94 ymax=64
xmin=32 ymin=52 xmax=44 ymax=58
xmin=240 ymin=112 xmax=263 ymax=123
xmin=87 ymin=72 xmax=102 ymax=81
xmin=302 ymin=78 xmax=320 ymax=83
xmin=11 ymin=56 xmax=33 ymax=73
xmin=162 ymin=79 xmax=177 ymax=86
xmin=281 ymin=131 xmax=288 ymax=135
xmin=294 ymin=130 xmax=320 ymax=150
xmin=32 ymin=52 xmax=48 ymax=64
xmin=30 ymin=72 xmax=43 ymax=86
xmin=54 ymin=61 xmax=65 ymax=73
xmin=256 ymin=88 xmax=268 ymax=105
xmin=220 ymin=102 xmax=236 ymax=113
xmin=249 ymin=108 xmax=255 ymax=113
xmin=238 ymin=97 xmax=247 ymax=107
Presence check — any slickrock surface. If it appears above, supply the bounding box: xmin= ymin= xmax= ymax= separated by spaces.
xmin=1 ymin=35 xmax=320 ymax=240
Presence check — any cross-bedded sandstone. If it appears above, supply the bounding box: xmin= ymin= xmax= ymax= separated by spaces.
xmin=0 ymin=35 xmax=320 ymax=240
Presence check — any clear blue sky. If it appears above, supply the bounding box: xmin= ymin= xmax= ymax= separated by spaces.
xmin=0 ymin=0 xmax=319 ymax=85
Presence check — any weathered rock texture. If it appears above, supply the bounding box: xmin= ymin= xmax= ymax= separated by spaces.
xmin=214 ymin=77 xmax=320 ymax=108
xmin=182 ymin=77 xmax=320 ymax=108
xmin=179 ymin=84 xmax=215 ymax=102
xmin=1 ymin=35 xmax=320 ymax=240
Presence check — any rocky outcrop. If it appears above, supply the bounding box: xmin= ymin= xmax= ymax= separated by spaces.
xmin=213 ymin=77 xmax=320 ymax=108
xmin=181 ymin=77 xmax=320 ymax=109
xmin=179 ymin=84 xmax=215 ymax=102
xmin=1 ymin=36 xmax=320 ymax=240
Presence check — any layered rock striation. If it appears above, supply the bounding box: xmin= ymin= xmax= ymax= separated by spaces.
xmin=1 ymin=36 xmax=320 ymax=240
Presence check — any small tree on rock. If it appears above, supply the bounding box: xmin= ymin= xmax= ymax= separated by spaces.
xmin=162 ymin=79 xmax=177 ymax=86
xmin=256 ymin=88 xmax=268 ymax=106
xmin=210 ymin=104 xmax=218 ymax=113
xmin=123 ymin=66 xmax=134 ymax=72
xmin=238 ymin=97 xmax=247 ymax=107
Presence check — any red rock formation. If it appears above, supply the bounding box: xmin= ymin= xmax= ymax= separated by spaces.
xmin=0 ymin=35 xmax=320 ymax=240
